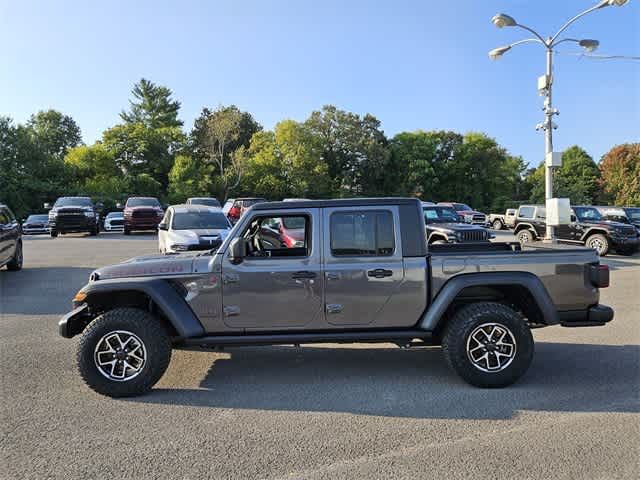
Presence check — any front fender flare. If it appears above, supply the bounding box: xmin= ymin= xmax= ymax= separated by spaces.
xmin=79 ymin=278 xmax=205 ymax=339
xmin=418 ymin=272 xmax=558 ymax=331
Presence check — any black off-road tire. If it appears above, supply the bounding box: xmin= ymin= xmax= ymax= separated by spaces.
xmin=124 ymin=227 xmax=131 ymax=235
xmin=50 ymin=229 xmax=58 ymax=238
xmin=76 ymin=308 xmax=172 ymax=397
xmin=442 ymin=302 xmax=534 ymax=388
xmin=517 ymin=229 xmax=535 ymax=245
xmin=585 ymin=233 xmax=610 ymax=256
xmin=6 ymin=241 xmax=23 ymax=271
xmin=492 ymin=219 xmax=504 ymax=230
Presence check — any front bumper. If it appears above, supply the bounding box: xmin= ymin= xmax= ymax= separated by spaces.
xmin=50 ymin=216 xmax=96 ymax=232
xmin=22 ymin=226 xmax=49 ymax=234
xmin=58 ymin=303 xmax=91 ymax=338
xmin=559 ymin=304 xmax=614 ymax=327
xmin=610 ymin=236 xmax=640 ymax=251
xmin=125 ymin=218 xmax=162 ymax=230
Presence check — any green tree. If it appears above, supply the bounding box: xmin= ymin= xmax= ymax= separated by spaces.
xmin=167 ymin=154 xmax=212 ymax=203
xmin=120 ymin=78 xmax=182 ymax=128
xmin=304 ymin=105 xmax=392 ymax=196
xmin=27 ymin=109 xmax=82 ymax=159
xmin=190 ymin=105 xmax=261 ymax=199
xmin=600 ymin=143 xmax=640 ymax=205
xmin=526 ymin=146 xmax=601 ymax=205
xmin=241 ymin=120 xmax=331 ymax=199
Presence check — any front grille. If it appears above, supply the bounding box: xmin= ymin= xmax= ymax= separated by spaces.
xmin=58 ymin=209 xmax=85 ymax=217
xmin=109 ymin=219 xmax=124 ymax=226
xmin=132 ymin=209 xmax=157 ymax=218
xmin=460 ymin=230 xmax=488 ymax=242
xmin=471 ymin=214 xmax=486 ymax=224
xmin=620 ymin=226 xmax=637 ymax=236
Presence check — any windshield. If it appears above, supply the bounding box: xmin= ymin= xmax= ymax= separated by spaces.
xmin=624 ymin=208 xmax=640 ymax=221
xmin=106 ymin=212 xmax=123 ymax=218
xmin=26 ymin=215 xmax=48 ymax=222
xmin=190 ymin=198 xmax=220 ymax=207
xmin=126 ymin=198 xmax=160 ymax=208
xmin=282 ymin=217 xmax=306 ymax=229
xmin=172 ymin=211 xmax=230 ymax=230
xmin=452 ymin=203 xmax=472 ymax=211
xmin=424 ymin=206 xmax=461 ymax=223
xmin=574 ymin=207 xmax=602 ymax=222
xmin=54 ymin=197 xmax=93 ymax=208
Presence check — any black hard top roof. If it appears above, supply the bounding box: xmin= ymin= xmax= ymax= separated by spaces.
xmin=253 ymin=197 xmax=421 ymax=211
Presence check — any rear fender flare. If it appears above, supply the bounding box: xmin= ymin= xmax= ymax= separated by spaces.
xmin=418 ymin=272 xmax=558 ymax=331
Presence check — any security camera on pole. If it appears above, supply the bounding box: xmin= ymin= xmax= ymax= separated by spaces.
xmin=488 ymin=0 xmax=630 ymax=242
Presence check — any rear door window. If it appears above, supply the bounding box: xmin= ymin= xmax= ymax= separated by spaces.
xmin=330 ymin=211 xmax=395 ymax=256
xmin=519 ymin=207 xmax=535 ymax=219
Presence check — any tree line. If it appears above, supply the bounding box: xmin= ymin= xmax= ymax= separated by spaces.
xmin=1 ymin=78 xmax=638 ymax=218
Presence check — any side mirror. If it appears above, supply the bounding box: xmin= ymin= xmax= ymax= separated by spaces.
xmin=44 ymin=203 xmax=51 ymax=210
xmin=570 ymin=215 xmax=577 ymax=223
xmin=228 ymin=237 xmax=246 ymax=264
xmin=158 ymin=223 xmax=168 ymax=231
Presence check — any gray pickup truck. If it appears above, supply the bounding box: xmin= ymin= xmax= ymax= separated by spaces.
xmin=59 ymin=198 xmax=614 ymax=397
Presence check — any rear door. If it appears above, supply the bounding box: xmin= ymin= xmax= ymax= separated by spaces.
xmin=0 ymin=208 xmax=10 ymax=264
xmin=322 ymin=206 xmax=405 ymax=327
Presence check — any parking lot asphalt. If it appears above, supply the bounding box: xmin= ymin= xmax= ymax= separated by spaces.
xmin=1 ymin=231 xmax=639 ymax=479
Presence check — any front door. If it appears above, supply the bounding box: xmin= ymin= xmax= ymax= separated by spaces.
xmin=322 ymin=207 xmax=405 ymax=327
xmin=221 ymin=209 xmax=324 ymax=331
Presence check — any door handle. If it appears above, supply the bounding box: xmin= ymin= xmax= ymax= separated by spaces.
xmin=326 ymin=272 xmax=340 ymax=281
xmin=292 ymin=271 xmax=317 ymax=279
xmin=367 ymin=268 xmax=393 ymax=278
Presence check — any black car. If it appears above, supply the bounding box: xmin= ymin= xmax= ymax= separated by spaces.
xmin=514 ymin=204 xmax=640 ymax=256
xmin=22 ymin=214 xmax=50 ymax=234
xmin=422 ymin=204 xmax=491 ymax=244
xmin=47 ymin=197 xmax=99 ymax=237
xmin=0 ymin=203 xmax=23 ymax=271
xmin=597 ymin=206 xmax=640 ymax=233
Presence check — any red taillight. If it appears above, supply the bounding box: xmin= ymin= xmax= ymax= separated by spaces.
xmin=229 ymin=207 xmax=239 ymax=218
xmin=590 ymin=264 xmax=609 ymax=288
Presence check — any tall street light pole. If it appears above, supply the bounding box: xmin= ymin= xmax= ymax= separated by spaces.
xmin=489 ymin=0 xmax=630 ymax=242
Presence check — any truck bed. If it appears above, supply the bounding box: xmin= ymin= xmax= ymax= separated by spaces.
xmin=428 ymin=242 xmax=600 ymax=312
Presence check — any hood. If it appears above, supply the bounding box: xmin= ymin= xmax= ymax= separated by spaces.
xmin=582 ymin=219 xmax=629 ymax=228
xmin=91 ymin=254 xmax=197 ymax=280
xmin=168 ymin=228 xmax=230 ymax=241
xmin=125 ymin=205 xmax=162 ymax=212
xmin=458 ymin=210 xmax=485 ymax=216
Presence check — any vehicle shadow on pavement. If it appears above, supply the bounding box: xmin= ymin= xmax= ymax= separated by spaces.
xmin=130 ymin=342 xmax=639 ymax=420
xmin=0 ymin=267 xmax=94 ymax=315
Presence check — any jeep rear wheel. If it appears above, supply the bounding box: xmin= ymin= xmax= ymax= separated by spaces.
xmin=492 ymin=219 xmax=504 ymax=230
xmin=50 ymin=229 xmax=58 ymax=238
xmin=442 ymin=302 xmax=534 ymax=388
xmin=76 ymin=308 xmax=171 ymax=397
xmin=586 ymin=234 xmax=610 ymax=256
xmin=517 ymin=229 xmax=534 ymax=245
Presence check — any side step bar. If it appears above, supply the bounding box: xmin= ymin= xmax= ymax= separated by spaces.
xmin=179 ymin=330 xmax=433 ymax=348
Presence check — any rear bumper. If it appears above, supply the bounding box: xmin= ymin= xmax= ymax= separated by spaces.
xmin=559 ymin=304 xmax=614 ymax=327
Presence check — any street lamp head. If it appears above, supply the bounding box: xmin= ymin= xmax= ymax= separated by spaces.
xmin=491 ymin=13 xmax=517 ymax=28
xmin=488 ymin=45 xmax=512 ymax=60
xmin=579 ymin=39 xmax=600 ymax=52
xmin=598 ymin=0 xmax=629 ymax=7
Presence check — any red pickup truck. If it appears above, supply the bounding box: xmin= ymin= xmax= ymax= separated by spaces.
xmin=123 ymin=197 xmax=164 ymax=235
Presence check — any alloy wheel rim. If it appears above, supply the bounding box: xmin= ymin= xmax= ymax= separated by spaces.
xmin=94 ymin=330 xmax=147 ymax=382
xmin=519 ymin=232 xmax=530 ymax=243
xmin=589 ymin=238 xmax=605 ymax=254
xmin=466 ymin=323 xmax=517 ymax=373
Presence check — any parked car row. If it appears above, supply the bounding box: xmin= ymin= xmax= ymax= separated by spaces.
xmin=513 ymin=204 xmax=640 ymax=256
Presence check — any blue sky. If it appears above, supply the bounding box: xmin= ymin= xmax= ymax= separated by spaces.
xmin=1 ymin=0 xmax=638 ymax=167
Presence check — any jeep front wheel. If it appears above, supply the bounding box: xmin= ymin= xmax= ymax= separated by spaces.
xmin=586 ymin=234 xmax=609 ymax=256
xmin=492 ymin=219 xmax=504 ymax=230
xmin=76 ymin=308 xmax=172 ymax=397
xmin=442 ymin=302 xmax=534 ymax=388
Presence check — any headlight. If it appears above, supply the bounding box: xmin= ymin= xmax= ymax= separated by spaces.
xmin=157 ymin=210 xmax=164 ymax=217
xmin=170 ymin=244 xmax=190 ymax=251
xmin=464 ymin=216 xmax=472 ymax=223
xmin=84 ymin=211 xmax=94 ymax=218
xmin=293 ymin=240 xmax=304 ymax=247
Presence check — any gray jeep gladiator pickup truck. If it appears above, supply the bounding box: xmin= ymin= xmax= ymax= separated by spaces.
xmin=59 ymin=198 xmax=614 ymax=397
